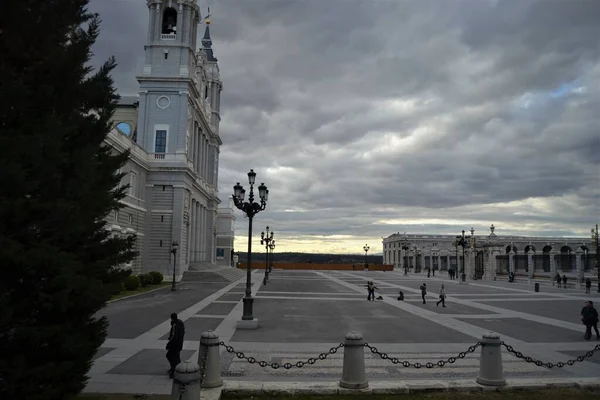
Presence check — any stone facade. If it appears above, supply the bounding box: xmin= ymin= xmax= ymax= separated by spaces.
xmin=216 ymin=197 xmax=236 ymax=267
xmin=103 ymin=0 xmax=228 ymax=279
xmin=382 ymin=225 xmax=597 ymax=282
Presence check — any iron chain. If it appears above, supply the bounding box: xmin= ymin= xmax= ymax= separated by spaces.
xmin=220 ymin=341 xmax=345 ymax=369
xmin=501 ymin=342 xmax=600 ymax=369
xmin=364 ymin=342 xmax=482 ymax=369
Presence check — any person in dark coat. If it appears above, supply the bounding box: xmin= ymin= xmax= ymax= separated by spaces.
xmin=585 ymin=278 xmax=592 ymax=294
xmin=420 ymin=283 xmax=427 ymax=304
xmin=556 ymin=273 xmax=562 ymax=288
xmin=581 ymin=301 xmax=599 ymax=341
xmin=562 ymin=274 xmax=567 ymax=288
xmin=166 ymin=312 xmax=185 ymax=378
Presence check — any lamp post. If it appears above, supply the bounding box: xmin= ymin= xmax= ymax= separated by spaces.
xmin=592 ymin=224 xmax=599 ymax=293
xmin=401 ymin=242 xmax=411 ymax=275
xmin=232 ymin=169 xmax=268 ymax=326
xmin=170 ymin=241 xmax=179 ymax=291
xmin=363 ymin=244 xmax=370 ymax=269
xmin=261 ymin=226 xmax=274 ymax=285
xmin=456 ymin=230 xmax=471 ymax=282
xmin=268 ymin=240 xmax=276 ymax=273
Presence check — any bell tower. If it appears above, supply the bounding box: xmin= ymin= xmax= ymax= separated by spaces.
xmin=136 ymin=0 xmax=203 ymax=156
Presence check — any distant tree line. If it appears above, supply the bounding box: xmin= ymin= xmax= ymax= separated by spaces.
xmin=235 ymin=251 xmax=384 ymax=264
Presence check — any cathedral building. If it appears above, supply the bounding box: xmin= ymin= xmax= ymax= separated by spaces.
xmin=103 ymin=0 xmax=231 ymax=280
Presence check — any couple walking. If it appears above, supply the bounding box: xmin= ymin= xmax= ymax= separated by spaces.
xmin=581 ymin=301 xmax=599 ymax=341
xmin=419 ymin=283 xmax=447 ymax=307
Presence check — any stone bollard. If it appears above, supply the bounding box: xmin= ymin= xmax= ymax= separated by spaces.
xmin=171 ymin=361 xmax=201 ymax=400
xmin=198 ymin=330 xmax=223 ymax=388
xmin=476 ymin=332 xmax=506 ymax=387
xmin=339 ymin=332 xmax=368 ymax=389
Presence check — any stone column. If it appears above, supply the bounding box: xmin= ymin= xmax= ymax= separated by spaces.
xmin=508 ymin=250 xmax=515 ymax=274
xmin=195 ymin=202 xmax=202 ymax=261
xmin=527 ymin=249 xmax=534 ymax=283
xmin=172 ymin=188 xmax=185 ymax=280
xmin=576 ymin=248 xmax=584 ymax=289
xmin=411 ymin=252 xmax=415 ymax=271
xmin=469 ymin=248 xmax=477 ymax=279
xmin=446 ymin=254 xmax=450 ymax=272
xmin=190 ymin=200 xmax=196 ymax=263
xmin=486 ymin=247 xmax=502 ymax=281
xmin=437 ymin=253 xmax=442 ymax=271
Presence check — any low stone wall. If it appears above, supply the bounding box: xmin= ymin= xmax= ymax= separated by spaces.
xmin=237 ymin=262 xmax=393 ymax=271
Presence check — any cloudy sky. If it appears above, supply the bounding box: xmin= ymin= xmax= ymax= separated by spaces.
xmin=91 ymin=0 xmax=600 ymax=254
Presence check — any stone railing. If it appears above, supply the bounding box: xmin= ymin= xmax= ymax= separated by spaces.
xmin=161 ymin=33 xmax=176 ymax=40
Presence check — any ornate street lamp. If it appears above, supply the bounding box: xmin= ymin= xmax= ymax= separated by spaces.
xmin=592 ymin=224 xmax=599 ymax=293
xmin=170 ymin=241 xmax=179 ymax=292
xmin=401 ymin=241 xmax=411 ymax=275
xmin=261 ymin=226 xmax=274 ymax=285
xmin=233 ymin=169 xmax=268 ymax=326
xmin=456 ymin=229 xmax=471 ymax=282
xmin=363 ymin=244 xmax=370 ymax=269
xmin=268 ymin=240 xmax=276 ymax=273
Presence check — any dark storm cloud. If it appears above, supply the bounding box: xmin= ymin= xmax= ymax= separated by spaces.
xmin=90 ymin=0 xmax=600 ymax=251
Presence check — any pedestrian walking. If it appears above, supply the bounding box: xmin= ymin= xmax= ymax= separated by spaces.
xmin=436 ymin=284 xmax=446 ymax=307
xmin=581 ymin=301 xmax=599 ymax=341
xmin=556 ymin=273 xmax=561 ymax=288
xmin=420 ymin=283 xmax=427 ymax=304
xmin=427 ymin=268 xmax=431 ymax=278
xmin=166 ymin=312 xmax=185 ymax=379
xmin=397 ymin=290 xmax=404 ymax=301
xmin=562 ymin=274 xmax=568 ymax=289
xmin=366 ymin=281 xmax=378 ymax=301
xmin=585 ymin=278 xmax=592 ymax=294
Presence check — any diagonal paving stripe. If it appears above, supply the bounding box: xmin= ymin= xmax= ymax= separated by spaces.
xmin=321 ymin=271 xmax=597 ymax=377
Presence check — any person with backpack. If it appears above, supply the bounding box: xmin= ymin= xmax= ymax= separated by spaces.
xmin=420 ymin=283 xmax=427 ymax=304
xmin=581 ymin=301 xmax=599 ymax=341
xmin=166 ymin=312 xmax=185 ymax=378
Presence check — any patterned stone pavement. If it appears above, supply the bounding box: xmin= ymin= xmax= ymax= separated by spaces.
xmin=85 ymin=269 xmax=600 ymax=394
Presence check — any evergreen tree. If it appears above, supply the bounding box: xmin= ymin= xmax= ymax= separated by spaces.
xmin=0 ymin=1 xmax=137 ymax=399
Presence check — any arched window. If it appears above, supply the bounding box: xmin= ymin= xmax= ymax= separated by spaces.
xmin=116 ymin=122 xmax=132 ymax=136
xmin=162 ymin=8 xmax=178 ymax=34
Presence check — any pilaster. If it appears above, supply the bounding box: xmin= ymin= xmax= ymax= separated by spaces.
xmin=508 ymin=250 xmax=515 ymax=274
xmin=172 ymin=187 xmax=186 ymax=278
xmin=527 ymin=249 xmax=534 ymax=283
xmin=575 ymin=248 xmax=584 ymax=288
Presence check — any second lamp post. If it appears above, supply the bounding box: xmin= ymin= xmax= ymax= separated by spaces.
xmin=261 ymin=226 xmax=274 ymax=285
xmin=233 ymin=169 xmax=268 ymax=329
xmin=363 ymin=244 xmax=370 ymax=269
xmin=456 ymin=229 xmax=472 ymax=283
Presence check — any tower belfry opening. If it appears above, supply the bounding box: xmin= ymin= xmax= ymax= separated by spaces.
xmin=162 ymin=7 xmax=177 ymax=34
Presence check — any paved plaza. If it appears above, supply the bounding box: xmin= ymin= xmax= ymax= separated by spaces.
xmin=86 ymin=269 xmax=600 ymax=394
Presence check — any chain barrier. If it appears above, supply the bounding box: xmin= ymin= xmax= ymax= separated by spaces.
xmin=501 ymin=342 xmax=600 ymax=369
xmin=218 ymin=339 xmax=600 ymax=372
xmin=219 ymin=341 xmax=345 ymax=369
xmin=364 ymin=342 xmax=482 ymax=369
